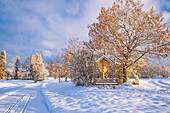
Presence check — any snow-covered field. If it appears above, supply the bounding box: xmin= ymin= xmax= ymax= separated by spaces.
xmin=0 ymin=77 xmax=169 ymax=113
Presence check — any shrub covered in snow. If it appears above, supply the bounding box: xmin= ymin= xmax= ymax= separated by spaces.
xmin=122 ymin=82 xmax=132 ymax=86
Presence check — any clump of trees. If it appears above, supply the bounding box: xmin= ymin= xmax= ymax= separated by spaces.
xmin=47 ymin=55 xmax=64 ymax=82
xmin=8 ymin=55 xmax=22 ymax=80
xmin=47 ymin=38 xmax=100 ymax=85
xmin=2 ymin=52 xmax=48 ymax=82
xmin=53 ymin=0 xmax=169 ymax=86
xmin=63 ymin=38 xmax=99 ymax=86
xmin=139 ymin=63 xmax=170 ymax=78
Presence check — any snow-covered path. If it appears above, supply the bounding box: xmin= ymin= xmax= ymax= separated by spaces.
xmin=0 ymin=77 xmax=169 ymax=113
xmin=0 ymin=80 xmax=49 ymax=113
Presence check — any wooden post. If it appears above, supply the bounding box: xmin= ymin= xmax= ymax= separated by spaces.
xmin=102 ymin=60 xmax=104 ymax=79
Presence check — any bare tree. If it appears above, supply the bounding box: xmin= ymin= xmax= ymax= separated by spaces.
xmin=62 ymin=38 xmax=99 ymax=86
xmin=23 ymin=55 xmax=33 ymax=79
xmin=47 ymin=55 xmax=63 ymax=81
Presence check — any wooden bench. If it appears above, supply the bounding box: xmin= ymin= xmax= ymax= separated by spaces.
xmin=95 ymin=78 xmax=119 ymax=88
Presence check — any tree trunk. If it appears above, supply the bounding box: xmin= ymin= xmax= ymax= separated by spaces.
xmin=122 ymin=65 xmax=128 ymax=83
xmin=14 ymin=67 xmax=18 ymax=79
xmin=6 ymin=74 xmax=9 ymax=80
xmin=65 ymin=77 xmax=67 ymax=82
xmin=59 ymin=77 xmax=62 ymax=83
xmin=34 ymin=74 xmax=38 ymax=83
xmin=34 ymin=77 xmax=37 ymax=83
xmin=119 ymin=74 xmax=123 ymax=85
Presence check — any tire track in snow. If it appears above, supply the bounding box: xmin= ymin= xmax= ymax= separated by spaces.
xmin=0 ymin=90 xmax=19 ymax=101
xmin=0 ymin=86 xmax=24 ymax=101
xmin=149 ymin=80 xmax=170 ymax=89
xmin=19 ymin=92 xmax=34 ymax=113
xmin=4 ymin=92 xmax=27 ymax=113
xmin=4 ymin=90 xmax=35 ymax=113
xmin=0 ymin=82 xmax=36 ymax=101
xmin=158 ymin=80 xmax=170 ymax=86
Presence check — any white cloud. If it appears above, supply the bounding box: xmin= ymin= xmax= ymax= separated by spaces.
xmin=162 ymin=11 xmax=170 ymax=25
xmin=42 ymin=50 xmax=52 ymax=57
xmin=41 ymin=40 xmax=58 ymax=50
xmin=141 ymin=0 xmax=161 ymax=12
xmin=64 ymin=0 xmax=83 ymax=16
xmin=1 ymin=0 xmax=169 ymax=64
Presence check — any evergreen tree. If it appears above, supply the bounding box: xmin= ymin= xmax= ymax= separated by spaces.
xmin=14 ymin=55 xmax=21 ymax=79
xmin=30 ymin=52 xmax=46 ymax=83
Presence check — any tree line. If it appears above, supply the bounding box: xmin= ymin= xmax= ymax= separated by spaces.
xmin=0 ymin=51 xmax=48 ymax=83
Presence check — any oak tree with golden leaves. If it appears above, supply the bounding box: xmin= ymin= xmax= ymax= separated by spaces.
xmin=88 ymin=0 xmax=170 ymax=84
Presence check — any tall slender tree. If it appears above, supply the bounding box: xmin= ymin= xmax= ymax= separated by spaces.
xmin=14 ymin=55 xmax=21 ymax=79
xmin=0 ymin=51 xmax=6 ymax=80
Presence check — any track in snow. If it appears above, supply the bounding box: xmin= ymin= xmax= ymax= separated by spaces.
xmin=0 ymin=89 xmax=35 ymax=113
xmin=149 ymin=79 xmax=170 ymax=89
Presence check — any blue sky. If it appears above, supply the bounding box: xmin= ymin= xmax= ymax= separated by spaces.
xmin=0 ymin=0 xmax=170 ymax=66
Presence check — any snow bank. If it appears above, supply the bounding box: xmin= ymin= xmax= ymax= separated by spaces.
xmin=0 ymin=82 xmax=18 ymax=88
xmin=0 ymin=78 xmax=169 ymax=113
xmin=0 ymin=80 xmax=34 ymax=98
xmin=42 ymin=78 xmax=170 ymax=113
xmin=122 ymin=82 xmax=132 ymax=86
xmin=153 ymin=76 xmax=166 ymax=79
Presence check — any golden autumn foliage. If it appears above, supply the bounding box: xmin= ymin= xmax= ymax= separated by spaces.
xmin=0 ymin=51 xmax=6 ymax=80
xmin=53 ymin=0 xmax=169 ymax=86
xmin=88 ymin=0 xmax=170 ymax=84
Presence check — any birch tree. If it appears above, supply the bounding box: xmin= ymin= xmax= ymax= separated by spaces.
xmin=88 ymin=0 xmax=170 ymax=84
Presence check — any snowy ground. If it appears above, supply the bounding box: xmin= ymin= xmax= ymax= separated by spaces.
xmin=0 ymin=77 xmax=169 ymax=113
xmin=0 ymin=80 xmax=49 ymax=113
